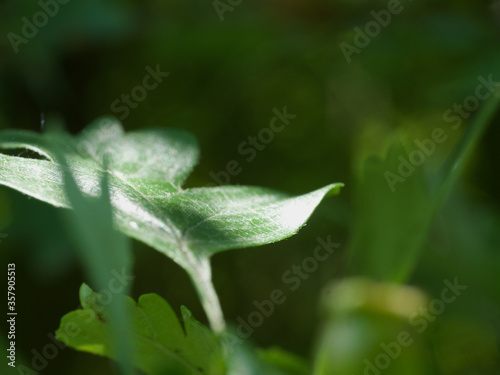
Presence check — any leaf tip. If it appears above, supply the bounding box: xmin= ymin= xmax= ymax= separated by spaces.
xmin=326 ymin=182 xmax=344 ymax=196
xmin=180 ymin=305 xmax=193 ymax=321
xmin=79 ymin=283 xmax=94 ymax=307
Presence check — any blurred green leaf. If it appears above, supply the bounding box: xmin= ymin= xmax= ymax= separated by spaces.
xmin=313 ymin=278 xmax=435 ymax=375
xmin=54 ymin=139 xmax=134 ymax=375
xmin=348 ymin=140 xmax=432 ymax=282
xmin=223 ymin=342 xmax=309 ymax=375
xmin=349 ymin=85 xmax=500 ymax=283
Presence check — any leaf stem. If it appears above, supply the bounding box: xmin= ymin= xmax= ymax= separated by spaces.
xmin=184 ymin=253 xmax=226 ymax=333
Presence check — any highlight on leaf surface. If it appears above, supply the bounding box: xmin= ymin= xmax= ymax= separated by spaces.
xmin=0 ymin=117 xmax=343 ymax=331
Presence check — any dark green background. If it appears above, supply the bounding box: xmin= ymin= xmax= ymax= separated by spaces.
xmin=0 ymin=0 xmax=499 ymax=373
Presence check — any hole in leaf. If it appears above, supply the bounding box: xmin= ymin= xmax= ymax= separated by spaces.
xmin=0 ymin=148 xmax=50 ymax=161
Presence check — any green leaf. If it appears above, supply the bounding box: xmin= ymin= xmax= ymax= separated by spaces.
xmin=348 ymin=89 xmax=500 ymax=283
xmin=0 ymin=117 xmax=343 ymax=330
xmin=56 ymin=284 xmax=224 ymax=375
xmin=57 ymin=286 xmax=309 ymax=375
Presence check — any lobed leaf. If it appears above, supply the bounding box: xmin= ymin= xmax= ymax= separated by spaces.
xmin=56 ymin=284 xmax=223 ymax=375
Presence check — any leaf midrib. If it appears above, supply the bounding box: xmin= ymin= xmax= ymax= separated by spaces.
xmin=72 ymin=148 xmax=197 ymax=268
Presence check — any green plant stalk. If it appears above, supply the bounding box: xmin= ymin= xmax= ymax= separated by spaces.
xmin=55 ymin=145 xmax=134 ymax=375
xmin=389 ymin=87 xmax=500 ymax=284
xmin=183 ymin=251 xmax=226 ymax=333
xmin=403 ymin=88 xmax=500 ymax=282
xmin=352 ymin=87 xmax=500 ymax=285
xmin=434 ymin=88 xmax=500 ymax=207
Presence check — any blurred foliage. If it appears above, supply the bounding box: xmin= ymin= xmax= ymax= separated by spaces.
xmin=1 ymin=0 xmax=500 ymax=374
